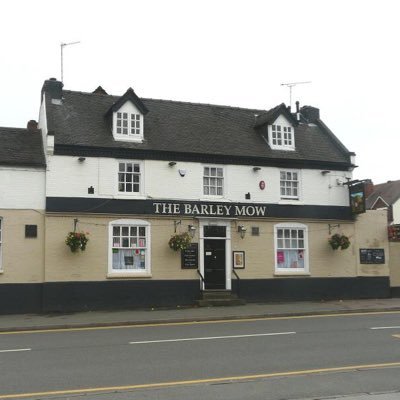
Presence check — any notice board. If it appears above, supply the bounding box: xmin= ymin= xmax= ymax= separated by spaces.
xmin=359 ymin=248 xmax=385 ymax=264
xmin=181 ymin=243 xmax=199 ymax=269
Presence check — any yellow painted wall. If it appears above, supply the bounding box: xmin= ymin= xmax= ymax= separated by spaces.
xmin=0 ymin=209 xmax=45 ymax=283
xmin=43 ymin=211 xmax=390 ymax=283
xmin=389 ymin=242 xmax=400 ymax=287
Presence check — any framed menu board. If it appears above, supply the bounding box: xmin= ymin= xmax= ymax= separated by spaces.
xmin=181 ymin=243 xmax=198 ymax=269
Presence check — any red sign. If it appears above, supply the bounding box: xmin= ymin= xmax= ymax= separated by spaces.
xmin=259 ymin=181 xmax=265 ymax=190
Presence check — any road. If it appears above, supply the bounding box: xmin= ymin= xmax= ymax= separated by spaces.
xmin=0 ymin=311 xmax=400 ymax=399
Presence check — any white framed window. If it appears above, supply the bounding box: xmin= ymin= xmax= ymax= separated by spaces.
xmin=274 ymin=223 xmax=308 ymax=274
xmin=0 ymin=218 xmax=2 ymax=271
xmin=269 ymin=122 xmax=295 ymax=150
xmin=280 ymin=170 xmax=299 ymax=199
xmin=203 ymin=166 xmax=224 ymax=196
xmin=108 ymin=219 xmax=151 ymax=276
xmin=118 ymin=162 xmax=141 ymax=194
xmin=116 ymin=112 xmax=142 ymax=136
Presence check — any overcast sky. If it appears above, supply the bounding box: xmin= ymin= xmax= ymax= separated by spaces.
xmin=1 ymin=0 xmax=398 ymax=184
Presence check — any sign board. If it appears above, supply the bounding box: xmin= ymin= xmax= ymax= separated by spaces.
xmin=349 ymin=183 xmax=366 ymax=214
xmin=359 ymin=248 xmax=385 ymax=264
xmin=181 ymin=243 xmax=199 ymax=269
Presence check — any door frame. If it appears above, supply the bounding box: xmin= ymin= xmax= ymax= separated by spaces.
xmin=199 ymin=219 xmax=231 ymax=291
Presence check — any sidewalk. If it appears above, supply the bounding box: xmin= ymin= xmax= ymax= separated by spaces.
xmin=1 ymin=297 xmax=400 ymax=332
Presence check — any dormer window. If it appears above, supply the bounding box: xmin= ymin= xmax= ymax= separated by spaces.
xmin=112 ymin=104 xmax=144 ymax=142
xmin=267 ymin=115 xmax=295 ymax=151
xmin=272 ymin=125 xmax=293 ymax=147
xmin=107 ymin=87 xmax=149 ymax=143
xmin=116 ymin=112 xmax=141 ymax=136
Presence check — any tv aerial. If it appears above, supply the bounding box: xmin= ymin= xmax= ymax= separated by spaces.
xmin=280 ymin=81 xmax=311 ymax=109
xmin=60 ymin=41 xmax=81 ymax=83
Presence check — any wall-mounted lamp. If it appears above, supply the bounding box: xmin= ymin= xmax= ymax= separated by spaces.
xmin=253 ymin=166 xmax=261 ymax=172
xmin=321 ymin=170 xmax=331 ymax=175
xmin=188 ymin=224 xmax=197 ymax=238
xmin=78 ymin=157 xmax=86 ymax=162
xmin=238 ymin=225 xmax=247 ymax=239
xmin=168 ymin=161 xmax=177 ymax=167
xmin=179 ymin=169 xmax=186 ymax=177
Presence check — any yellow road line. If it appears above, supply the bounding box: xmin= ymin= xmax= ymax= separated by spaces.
xmin=1 ymin=310 xmax=400 ymax=335
xmin=1 ymin=361 xmax=400 ymax=399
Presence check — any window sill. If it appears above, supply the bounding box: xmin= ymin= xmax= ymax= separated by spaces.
xmin=274 ymin=271 xmax=310 ymax=276
xmin=107 ymin=272 xmax=152 ymax=279
xmin=113 ymin=136 xmax=144 ymax=143
xmin=115 ymin=194 xmax=147 ymax=200
xmin=270 ymin=146 xmax=295 ymax=151
xmin=278 ymin=200 xmax=303 ymax=205
xmin=201 ymin=196 xmax=226 ymax=201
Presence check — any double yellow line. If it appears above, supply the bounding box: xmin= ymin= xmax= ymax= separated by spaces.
xmin=1 ymin=361 xmax=400 ymax=399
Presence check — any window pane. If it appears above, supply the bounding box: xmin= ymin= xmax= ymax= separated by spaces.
xmin=217 ymin=168 xmax=223 ymax=177
xmin=122 ymin=227 xmax=129 ymax=236
xmin=134 ymin=164 xmax=140 ymax=173
xmin=122 ymin=238 xmax=129 ymax=247
xmin=113 ymin=226 xmax=120 ymax=236
xmin=119 ymin=163 xmax=125 ymax=172
xmin=139 ymin=227 xmax=146 ymax=236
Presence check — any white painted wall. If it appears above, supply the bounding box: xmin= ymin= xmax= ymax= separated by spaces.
xmin=46 ymin=155 xmax=352 ymax=206
xmin=37 ymin=94 xmax=50 ymax=157
xmin=0 ymin=167 xmax=45 ymax=209
xmin=392 ymin=199 xmax=400 ymax=224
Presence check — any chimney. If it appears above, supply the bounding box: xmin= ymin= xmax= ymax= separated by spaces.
xmin=300 ymin=105 xmax=320 ymax=123
xmin=27 ymin=120 xmax=38 ymax=132
xmin=41 ymin=78 xmax=63 ymax=100
xmin=295 ymin=101 xmax=300 ymax=121
xmin=364 ymin=179 xmax=374 ymax=198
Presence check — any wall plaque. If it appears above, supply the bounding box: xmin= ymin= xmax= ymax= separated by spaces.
xmin=181 ymin=243 xmax=199 ymax=269
xmin=359 ymin=248 xmax=385 ymax=264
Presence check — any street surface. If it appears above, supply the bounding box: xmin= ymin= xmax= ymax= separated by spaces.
xmin=0 ymin=311 xmax=399 ymax=399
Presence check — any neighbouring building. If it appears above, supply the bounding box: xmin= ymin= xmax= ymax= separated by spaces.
xmin=0 ymin=123 xmax=46 ymax=313
xmin=0 ymin=78 xmax=392 ymax=313
xmin=366 ymin=180 xmax=400 ymax=224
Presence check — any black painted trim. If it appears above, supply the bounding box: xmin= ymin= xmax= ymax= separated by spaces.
xmin=0 ymin=277 xmax=391 ymax=314
xmin=0 ymin=283 xmax=43 ymax=314
xmin=234 ymin=277 xmax=391 ymax=302
xmin=46 ymin=197 xmax=354 ymax=220
xmin=42 ymin=280 xmax=200 ymax=313
xmin=54 ymin=144 xmax=352 ymax=171
xmin=391 ymin=287 xmax=400 ymax=298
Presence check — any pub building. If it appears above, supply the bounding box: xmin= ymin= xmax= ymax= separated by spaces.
xmin=0 ymin=79 xmax=390 ymax=313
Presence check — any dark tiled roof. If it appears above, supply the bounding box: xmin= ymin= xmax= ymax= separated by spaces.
xmin=45 ymin=89 xmax=352 ymax=166
xmin=0 ymin=127 xmax=45 ymax=167
xmin=366 ymin=180 xmax=400 ymax=208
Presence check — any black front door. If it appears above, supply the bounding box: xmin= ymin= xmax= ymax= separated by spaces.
xmin=204 ymin=239 xmax=226 ymax=289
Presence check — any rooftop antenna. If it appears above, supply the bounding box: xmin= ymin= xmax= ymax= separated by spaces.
xmin=280 ymin=81 xmax=311 ymax=109
xmin=60 ymin=41 xmax=81 ymax=83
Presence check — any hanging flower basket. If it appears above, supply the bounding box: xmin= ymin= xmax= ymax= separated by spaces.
xmin=168 ymin=232 xmax=192 ymax=251
xmin=65 ymin=231 xmax=89 ymax=253
xmin=328 ymin=233 xmax=350 ymax=250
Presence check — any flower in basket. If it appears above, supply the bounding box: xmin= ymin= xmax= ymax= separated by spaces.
xmin=168 ymin=232 xmax=192 ymax=251
xmin=328 ymin=233 xmax=350 ymax=250
xmin=65 ymin=231 xmax=89 ymax=253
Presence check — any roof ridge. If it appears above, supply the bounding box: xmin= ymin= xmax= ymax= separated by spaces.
xmin=62 ymin=89 xmax=267 ymax=113
xmin=0 ymin=126 xmax=28 ymax=132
